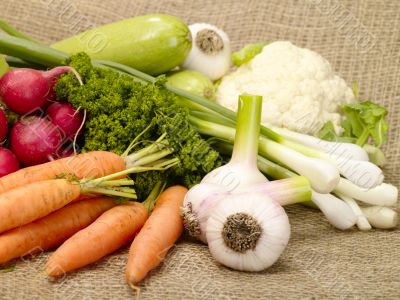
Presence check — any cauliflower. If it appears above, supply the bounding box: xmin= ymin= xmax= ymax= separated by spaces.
xmin=216 ymin=41 xmax=355 ymax=135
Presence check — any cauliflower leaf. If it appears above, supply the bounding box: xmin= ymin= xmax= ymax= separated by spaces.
xmin=341 ymin=100 xmax=388 ymax=147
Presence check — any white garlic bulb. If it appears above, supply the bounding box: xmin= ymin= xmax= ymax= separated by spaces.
xmin=182 ymin=23 xmax=231 ymax=81
xmin=206 ymin=194 xmax=290 ymax=272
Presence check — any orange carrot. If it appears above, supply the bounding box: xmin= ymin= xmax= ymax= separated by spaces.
xmin=0 ymin=197 xmax=116 ymax=265
xmin=0 ymin=151 xmax=125 ymax=194
xmin=0 ymin=179 xmax=81 ymax=234
xmin=45 ymin=202 xmax=148 ymax=276
xmin=125 ymin=185 xmax=188 ymax=284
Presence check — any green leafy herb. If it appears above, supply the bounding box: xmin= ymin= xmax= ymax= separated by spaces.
xmin=232 ymin=41 xmax=269 ymax=66
xmin=56 ymin=53 xmax=221 ymax=199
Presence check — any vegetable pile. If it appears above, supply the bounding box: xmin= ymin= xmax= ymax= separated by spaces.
xmin=0 ymin=13 xmax=398 ymax=292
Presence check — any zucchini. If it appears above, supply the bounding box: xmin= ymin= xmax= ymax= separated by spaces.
xmin=52 ymin=14 xmax=192 ymax=75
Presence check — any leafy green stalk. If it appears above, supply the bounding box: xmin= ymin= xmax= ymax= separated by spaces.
xmin=0 ymin=19 xmax=39 ymax=42
xmin=231 ymin=95 xmax=262 ymax=165
xmin=0 ymin=33 xmax=67 ymax=66
xmin=142 ymin=181 xmax=166 ymax=213
xmin=5 ymin=56 xmax=44 ymax=69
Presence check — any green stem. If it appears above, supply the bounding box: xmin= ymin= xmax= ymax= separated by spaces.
xmin=189 ymin=110 xmax=236 ymax=127
xmin=112 ymin=187 xmax=136 ymax=193
xmin=96 ymin=59 xmax=155 ymax=84
xmin=356 ymin=128 xmax=370 ymax=146
xmin=189 ymin=115 xmax=235 ymax=140
xmin=121 ymin=123 xmax=153 ymax=157
xmin=96 ymin=179 xmax=135 ymax=187
xmin=175 ymin=97 xmax=218 ymax=116
xmin=150 ymin=157 xmax=180 ymax=168
xmin=131 ymin=148 xmax=173 ymax=167
xmin=142 ymin=181 xmax=166 ymax=213
xmin=88 ymin=166 xmax=171 ymax=185
xmin=82 ymin=187 xmax=137 ymax=199
xmin=124 ymin=133 xmax=169 ymax=167
xmin=0 ymin=34 xmax=67 ymax=66
xmin=231 ymin=95 xmax=262 ymax=165
xmin=5 ymin=56 xmax=44 ymax=69
xmin=0 ymin=19 xmax=39 ymax=42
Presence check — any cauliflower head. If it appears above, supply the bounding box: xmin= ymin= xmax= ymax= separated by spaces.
xmin=216 ymin=41 xmax=355 ymax=134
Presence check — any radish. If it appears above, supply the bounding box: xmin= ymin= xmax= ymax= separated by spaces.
xmin=10 ymin=116 xmax=63 ymax=166
xmin=46 ymin=102 xmax=84 ymax=139
xmin=0 ymin=108 xmax=7 ymax=142
xmin=0 ymin=67 xmax=82 ymax=115
xmin=0 ymin=147 xmax=20 ymax=177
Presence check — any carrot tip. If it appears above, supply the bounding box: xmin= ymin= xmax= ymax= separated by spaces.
xmin=128 ymin=281 xmax=140 ymax=300
xmin=45 ymin=262 xmax=66 ymax=277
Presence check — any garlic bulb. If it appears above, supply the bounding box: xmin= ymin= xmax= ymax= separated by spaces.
xmin=206 ymin=194 xmax=290 ymax=271
xmin=182 ymin=23 xmax=231 ymax=81
xmin=182 ymin=177 xmax=311 ymax=242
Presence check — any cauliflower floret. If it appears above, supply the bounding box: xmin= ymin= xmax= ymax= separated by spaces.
xmin=216 ymin=41 xmax=354 ymax=135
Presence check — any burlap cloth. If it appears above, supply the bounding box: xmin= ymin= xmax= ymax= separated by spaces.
xmin=0 ymin=0 xmax=399 ymax=299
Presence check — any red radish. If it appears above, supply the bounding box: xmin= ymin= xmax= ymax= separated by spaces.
xmin=0 ymin=67 xmax=82 ymax=115
xmin=10 ymin=116 xmax=63 ymax=166
xmin=0 ymin=147 xmax=20 ymax=177
xmin=0 ymin=108 xmax=7 ymax=142
xmin=47 ymin=102 xmax=84 ymax=139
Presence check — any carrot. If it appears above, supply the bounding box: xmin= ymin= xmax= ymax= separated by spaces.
xmin=0 ymin=151 xmax=125 ymax=194
xmin=45 ymin=202 xmax=148 ymax=276
xmin=0 ymin=168 xmax=138 ymax=235
xmin=0 ymin=197 xmax=116 ymax=265
xmin=0 ymin=179 xmax=82 ymax=234
xmin=125 ymin=185 xmax=188 ymax=284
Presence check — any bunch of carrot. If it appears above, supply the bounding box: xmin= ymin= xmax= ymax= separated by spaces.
xmin=0 ymin=151 xmax=188 ymax=287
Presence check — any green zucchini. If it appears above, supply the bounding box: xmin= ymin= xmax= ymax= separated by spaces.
xmin=51 ymin=14 xmax=192 ymax=75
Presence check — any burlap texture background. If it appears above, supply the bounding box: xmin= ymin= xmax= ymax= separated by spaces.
xmin=0 ymin=0 xmax=399 ymax=299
